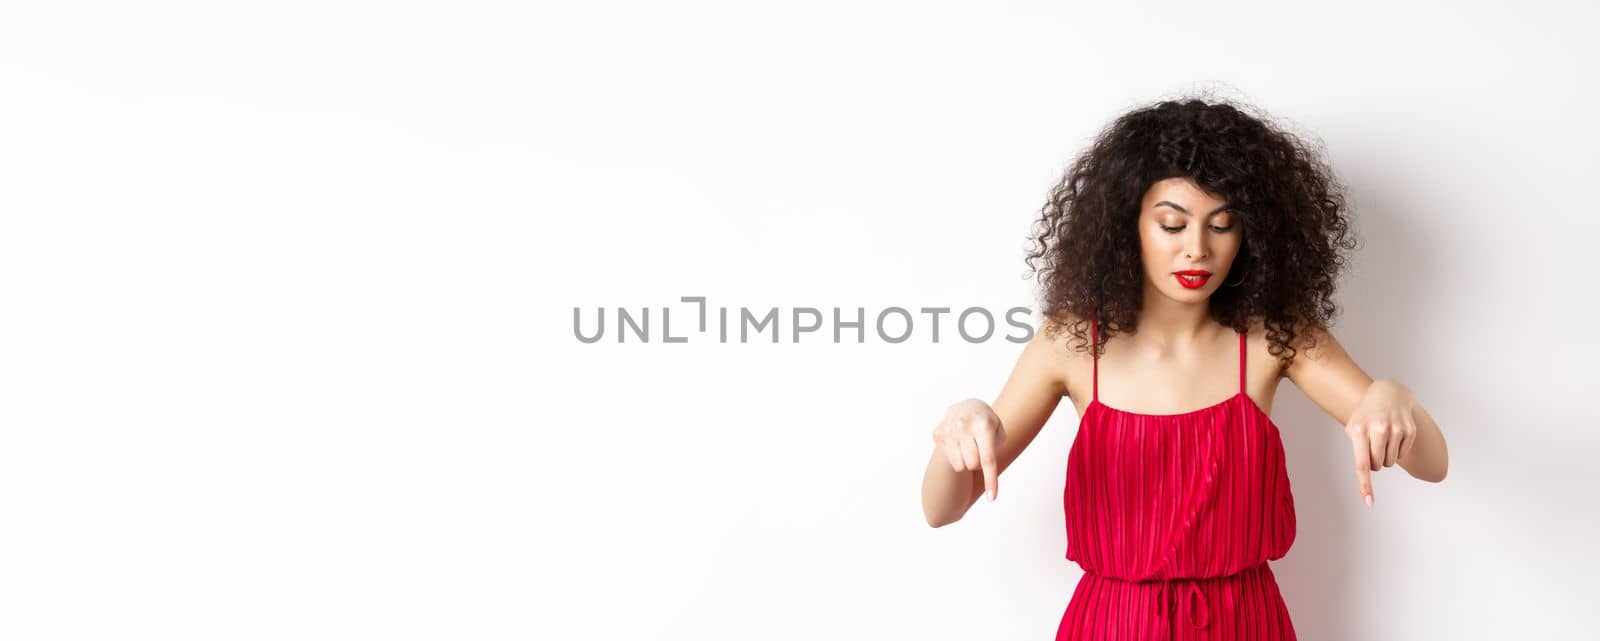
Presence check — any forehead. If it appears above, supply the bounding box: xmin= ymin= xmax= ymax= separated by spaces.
xmin=1141 ymin=177 xmax=1228 ymax=211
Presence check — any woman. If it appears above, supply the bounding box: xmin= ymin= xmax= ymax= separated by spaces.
xmin=919 ymin=98 xmax=1449 ymax=640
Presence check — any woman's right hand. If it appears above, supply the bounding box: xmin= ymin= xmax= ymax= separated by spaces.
xmin=932 ymin=398 xmax=1008 ymax=502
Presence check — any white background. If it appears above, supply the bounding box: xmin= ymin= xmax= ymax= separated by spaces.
xmin=3 ymin=1 xmax=1597 ymax=639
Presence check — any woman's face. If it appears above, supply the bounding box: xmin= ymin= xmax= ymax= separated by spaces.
xmin=1137 ymin=177 xmax=1243 ymax=303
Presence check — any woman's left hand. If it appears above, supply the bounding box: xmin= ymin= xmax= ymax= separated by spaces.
xmin=1344 ymin=379 xmax=1418 ymax=507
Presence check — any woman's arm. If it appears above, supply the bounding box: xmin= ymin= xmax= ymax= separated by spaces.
xmin=1384 ymin=381 xmax=1448 ymax=481
xmin=922 ymin=319 xmax=1069 ymax=527
xmin=1284 ymin=323 xmax=1449 ymax=494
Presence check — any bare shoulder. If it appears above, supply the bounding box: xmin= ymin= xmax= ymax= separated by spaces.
xmin=1280 ymin=316 xmax=1346 ymax=381
xmin=1032 ymin=311 xmax=1092 ymax=399
xmin=1244 ymin=314 xmax=1335 ymax=381
xmin=1243 ymin=314 xmax=1290 ymax=382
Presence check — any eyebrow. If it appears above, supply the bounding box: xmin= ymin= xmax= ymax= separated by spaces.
xmin=1154 ymin=200 xmax=1231 ymax=216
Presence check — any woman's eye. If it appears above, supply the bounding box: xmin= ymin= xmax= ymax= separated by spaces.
xmin=1159 ymin=224 xmax=1235 ymax=234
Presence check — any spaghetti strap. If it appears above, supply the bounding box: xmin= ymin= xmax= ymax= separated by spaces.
xmin=1091 ymin=318 xmax=1099 ymax=402
xmin=1238 ymin=329 xmax=1247 ymax=394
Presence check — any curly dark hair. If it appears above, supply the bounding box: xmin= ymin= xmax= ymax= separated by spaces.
xmin=1024 ymin=97 xmax=1358 ymax=374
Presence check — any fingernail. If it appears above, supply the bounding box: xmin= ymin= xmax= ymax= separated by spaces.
xmin=1364 ymin=494 xmax=1373 ymax=508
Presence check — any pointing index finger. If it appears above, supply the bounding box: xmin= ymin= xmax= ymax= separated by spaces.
xmin=974 ymin=427 xmax=999 ymax=502
xmin=1349 ymin=428 xmax=1374 ymax=507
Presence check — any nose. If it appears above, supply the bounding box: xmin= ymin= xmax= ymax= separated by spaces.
xmin=1184 ymin=228 xmax=1208 ymax=260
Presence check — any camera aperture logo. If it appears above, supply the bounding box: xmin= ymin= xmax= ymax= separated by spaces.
xmin=574 ymin=296 xmax=1037 ymax=344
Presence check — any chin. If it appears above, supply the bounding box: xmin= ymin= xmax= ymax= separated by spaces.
xmin=1166 ymin=286 xmax=1213 ymax=301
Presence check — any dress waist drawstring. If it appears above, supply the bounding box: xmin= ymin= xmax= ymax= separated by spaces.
xmin=1155 ymin=577 xmax=1210 ymax=638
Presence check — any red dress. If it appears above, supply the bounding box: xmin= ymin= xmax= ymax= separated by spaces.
xmin=1057 ymin=319 xmax=1298 ymax=640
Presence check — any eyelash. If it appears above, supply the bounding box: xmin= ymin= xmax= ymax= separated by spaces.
xmin=1160 ymin=224 xmax=1235 ymax=234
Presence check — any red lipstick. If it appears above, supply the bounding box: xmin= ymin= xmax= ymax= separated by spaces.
xmin=1173 ymin=270 xmax=1211 ymax=289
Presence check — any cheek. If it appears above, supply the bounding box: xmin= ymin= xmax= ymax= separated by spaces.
xmin=1140 ymin=229 xmax=1180 ymax=254
xmin=1137 ymin=232 xmax=1161 ymax=261
xmin=1139 ymin=234 xmax=1181 ymax=274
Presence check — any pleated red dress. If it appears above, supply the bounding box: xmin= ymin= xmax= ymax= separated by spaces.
xmin=1057 ymin=319 xmax=1298 ymax=640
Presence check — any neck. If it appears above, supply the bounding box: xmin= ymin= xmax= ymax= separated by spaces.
xmin=1133 ymin=282 xmax=1223 ymax=349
